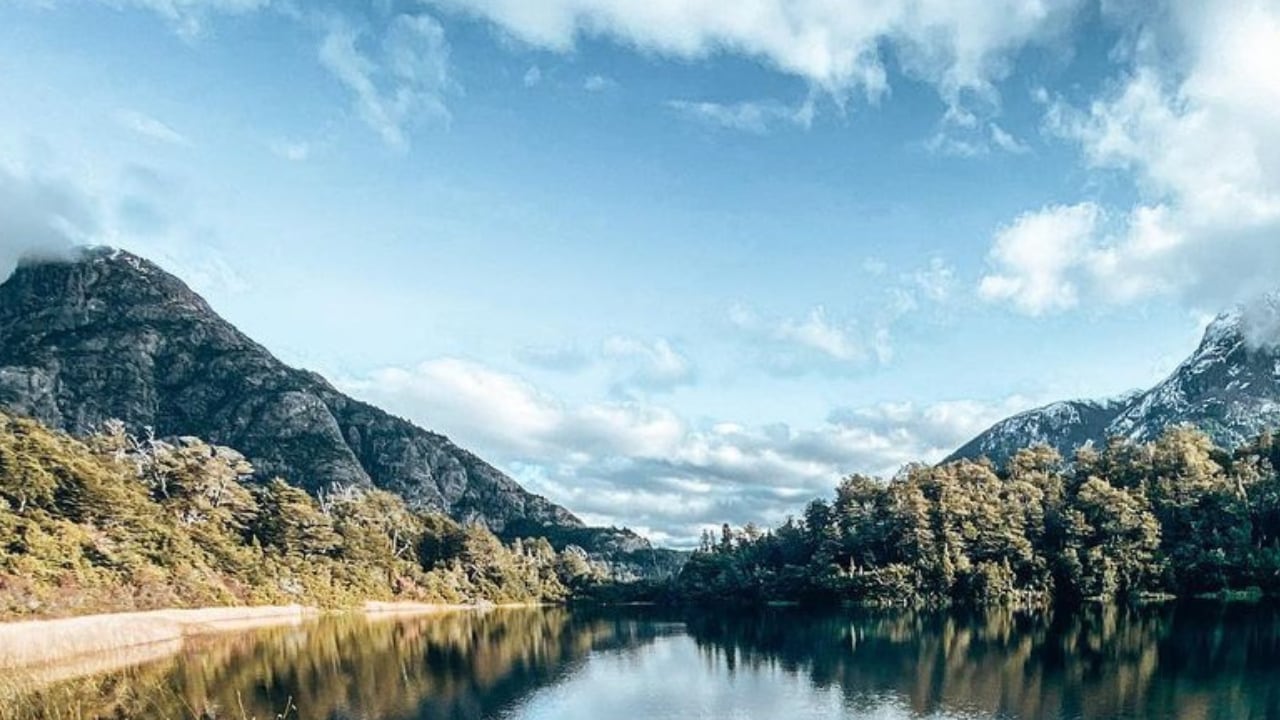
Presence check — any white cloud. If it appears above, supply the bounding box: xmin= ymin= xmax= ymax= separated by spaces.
xmin=778 ymin=306 xmax=862 ymax=362
xmin=979 ymin=202 xmax=1100 ymax=316
xmin=113 ymin=109 xmax=190 ymax=146
xmin=861 ymin=258 xmax=888 ymax=276
xmin=731 ymin=257 xmax=957 ymax=372
xmin=924 ymin=120 xmax=1031 ymax=157
xmin=342 ymin=356 xmax=1027 ymax=547
xmin=522 ymin=65 xmax=542 ymax=87
xmin=989 ymin=123 xmax=1030 ymax=154
xmin=731 ymin=304 xmax=871 ymax=371
xmin=269 ymin=139 xmax=312 ymax=162
xmin=430 ymin=0 xmax=1084 ymax=115
xmin=666 ymin=97 xmax=814 ymax=134
xmin=99 ymin=0 xmax=272 ymax=36
xmin=601 ymin=336 xmax=695 ymax=393
xmin=987 ymin=1 xmax=1280 ymax=315
xmin=515 ymin=342 xmax=592 ymax=372
xmin=319 ymin=12 xmax=452 ymax=148
xmin=911 ymin=256 xmax=956 ymax=303
xmin=0 ymin=164 xmax=100 ymax=282
xmin=582 ymin=74 xmax=616 ymax=92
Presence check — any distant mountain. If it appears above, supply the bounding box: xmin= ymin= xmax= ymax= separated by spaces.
xmin=0 ymin=247 xmax=648 ymax=556
xmin=947 ymin=396 xmax=1137 ymax=468
xmin=949 ymin=302 xmax=1280 ymax=466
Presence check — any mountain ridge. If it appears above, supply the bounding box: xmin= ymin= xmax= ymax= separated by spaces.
xmin=948 ymin=302 xmax=1280 ymax=466
xmin=0 ymin=246 xmax=656 ymax=556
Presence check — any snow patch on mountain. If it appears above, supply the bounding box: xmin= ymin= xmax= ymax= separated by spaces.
xmin=949 ymin=301 xmax=1280 ymax=466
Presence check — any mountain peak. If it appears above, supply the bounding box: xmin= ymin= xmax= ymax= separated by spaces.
xmin=951 ymin=297 xmax=1280 ymax=466
xmin=0 ymin=245 xmax=612 ymax=544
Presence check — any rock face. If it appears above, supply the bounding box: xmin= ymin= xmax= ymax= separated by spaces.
xmin=949 ymin=302 xmax=1280 ymax=466
xmin=0 ymin=247 xmax=587 ymax=536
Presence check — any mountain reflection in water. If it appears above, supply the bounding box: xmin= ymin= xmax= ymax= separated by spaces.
xmin=3 ymin=603 xmax=1278 ymax=720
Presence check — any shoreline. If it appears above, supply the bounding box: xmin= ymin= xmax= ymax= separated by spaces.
xmin=0 ymin=601 xmax=492 ymax=673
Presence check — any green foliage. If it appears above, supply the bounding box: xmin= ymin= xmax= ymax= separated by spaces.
xmin=675 ymin=425 xmax=1280 ymax=606
xmin=0 ymin=413 xmax=596 ymax=619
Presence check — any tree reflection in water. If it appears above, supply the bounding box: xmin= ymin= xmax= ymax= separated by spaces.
xmin=4 ymin=603 xmax=1278 ymax=720
xmin=683 ymin=603 xmax=1280 ymax=719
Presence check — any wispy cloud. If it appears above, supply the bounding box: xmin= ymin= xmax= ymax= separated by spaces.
xmin=98 ymin=0 xmax=274 ymax=37
xmin=730 ymin=257 xmax=957 ymax=374
xmin=269 ymin=139 xmax=312 ymax=162
xmin=318 ymin=12 xmax=452 ymax=148
xmin=114 ymin=109 xmax=190 ymax=146
xmin=666 ymin=97 xmax=813 ymax=134
xmin=522 ymin=65 xmax=542 ymax=87
xmin=582 ymin=74 xmax=616 ymax=92
xmin=601 ymin=336 xmax=695 ymax=394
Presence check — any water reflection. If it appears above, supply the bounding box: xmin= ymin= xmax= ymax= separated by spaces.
xmin=3 ymin=603 xmax=1278 ymax=720
xmin=683 ymin=604 xmax=1280 ymax=719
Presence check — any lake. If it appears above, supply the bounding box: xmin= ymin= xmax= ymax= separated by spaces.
xmin=4 ymin=603 xmax=1279 ymax=719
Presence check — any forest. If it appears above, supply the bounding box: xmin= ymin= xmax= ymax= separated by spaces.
xmin=4 ymin=409 xmax=1280 ymax=617
xmin=0 ymin=413 xmax=603 ymax=619
xmin=674 ymin=426 xmax=1280 ymax=605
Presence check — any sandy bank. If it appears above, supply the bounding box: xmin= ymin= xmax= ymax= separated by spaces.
xmin=0 ymin=605 xmax=314 ymax=670
xmin=0 ymin=602 xmax=481 ymax=671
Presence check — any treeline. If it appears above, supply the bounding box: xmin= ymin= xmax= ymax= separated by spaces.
xmin=675 ymin=426 xmax=1280 ymax=605
xmin=0 ymin=413 xmax=604 ymax=619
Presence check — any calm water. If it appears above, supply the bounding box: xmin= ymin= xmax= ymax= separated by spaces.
xmin=5 ymin=604 xmax=1280 ymax=719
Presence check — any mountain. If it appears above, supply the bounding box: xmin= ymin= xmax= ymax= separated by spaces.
xmin=947 ymin=396 xmax=1136 ymax=468
xmin=949 ymin=302 xmax=1280 ymax=466
xmin=0 ymin=247 xmax=647 ymax=555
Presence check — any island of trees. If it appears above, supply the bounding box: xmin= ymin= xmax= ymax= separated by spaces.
xmin=3 ymin=409 xmax=1279 ymax=618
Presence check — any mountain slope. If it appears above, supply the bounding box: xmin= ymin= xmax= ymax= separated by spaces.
xmin=946 ymin=397 xmax=1135 ymax=468
xmin=949 ymin=303 xmax=1280 ymax=466
xmin=0 ymin=247 xmax=591 ymax=538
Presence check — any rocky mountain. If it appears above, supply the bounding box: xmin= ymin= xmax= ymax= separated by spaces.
xmin=949 ymin=302 xmax=1280 ymax=466
xmin=0 ymin=247 xmax=648 ymax=555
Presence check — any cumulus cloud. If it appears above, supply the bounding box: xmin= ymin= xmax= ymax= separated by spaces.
xmin=319 ymin=12 xmax=453 ymax=148
xmin=429 ymin=0 xmax=1084 ymax=115
xmin=979 ymin=202 xmax=1100 ymax=315
xmin=666 ymin=97 xmax=814 ymax=134
xmin=0 ymin=165 xmax=100 ymax=282
xmin=342 ymin=357 xmax=1028 ymax=546
xmin=986 ymin=1 xmax=1280 ymax=315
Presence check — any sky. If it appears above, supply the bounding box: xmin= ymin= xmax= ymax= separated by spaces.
xmin=2 ymin=0 xmax=1279 ymax=547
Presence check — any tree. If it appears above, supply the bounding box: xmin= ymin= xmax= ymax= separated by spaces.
xmin=252 ymin=479 xmax=340 ymax=560
xmin=1060 ymin=477 xmax=1161 ymax=600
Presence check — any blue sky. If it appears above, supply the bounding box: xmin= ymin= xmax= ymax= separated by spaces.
xmin=3 ymin=0 xmax=1279 ymax=546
